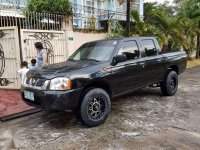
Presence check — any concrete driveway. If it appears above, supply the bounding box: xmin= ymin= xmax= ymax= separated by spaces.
xmin=0 ymin=67 xmax=200 ymax=150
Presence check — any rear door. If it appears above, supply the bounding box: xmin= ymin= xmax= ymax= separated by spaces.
xmin=112 ymin=39 xmax=146 ymax=95
xmin=140 ymin=38 xmax=165 ymax=84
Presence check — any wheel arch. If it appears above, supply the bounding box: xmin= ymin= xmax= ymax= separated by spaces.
xmin=166 ymin=65 xmax=179 ymax=75
xmin=81 ymin=80 xmax=113 ymax=99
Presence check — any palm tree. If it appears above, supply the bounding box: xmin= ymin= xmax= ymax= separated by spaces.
xmin=177 ymin=15 xmax=200 ymax=58
xmin=176 ymin=0 xmax=200 ymax=58
xmin=131 ymin=5 xmax=200 ymax=57
xmin=131 ymin=9 xmax=182 ymax=50
xmin=186 ymin=0 xmax=200 ymax=58
xmin=131 ymin=10 xmax=166 ymax=48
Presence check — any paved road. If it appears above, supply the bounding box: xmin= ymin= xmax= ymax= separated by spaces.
xmin=0 ymin=67 xmax=200 ymax=150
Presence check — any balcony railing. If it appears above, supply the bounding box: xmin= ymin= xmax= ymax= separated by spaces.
xmin=72 ymin=4 xmax=127 ymax=30
xmin=0 ymin=2 xmax=133 ymax=31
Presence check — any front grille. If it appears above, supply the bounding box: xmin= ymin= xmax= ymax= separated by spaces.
xmin=36 ymin=79 xmax=46 ymax=87
xmin=24 ymin=77 xmax=48 ymax=89
xmin=31 ymin=78 xmax=38 ymax=86
xmin=26 ymin=77 xmax=31 ymax=84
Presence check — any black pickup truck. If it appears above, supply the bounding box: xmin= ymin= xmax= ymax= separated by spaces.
xmin=22 ymin=37 xmax=187 ymax=127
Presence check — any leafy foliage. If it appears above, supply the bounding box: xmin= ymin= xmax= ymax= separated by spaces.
xmin=108 ymin=0 xmax=200 ymax=58
xmin=176 ymin=0 xmax=200 ymax=58
xmin=184 ymin=0 xmax=200 ymax=18
xmin=24 ymin=0 xmax=72 ymax=14
xmin=89 ymin=16 xmax=97 ymax=30
xmin=107 ymin=20 xmax=125 ymax=38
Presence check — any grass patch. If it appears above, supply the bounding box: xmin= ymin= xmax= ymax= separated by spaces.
xmin=187 ymin=59 xmax=200 ymax=69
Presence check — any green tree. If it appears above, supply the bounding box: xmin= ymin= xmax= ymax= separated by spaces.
xmin=89 ymin=16 xmax=97 ymax=30
xmin=142 ymin=1 xmax=200 ymax=57
xmin=24 ymin=0 xmax=72 ymax=14
xmin=131 ymin=2 xmax=179 ymax=49
xmin=176 ymin=0 xmax=200 ymax=58
xmin=177 ymin=15 xmax=200 ymax=58
xmin=107 ymin=20 xmax=125 ymax=38
xmin=131 ymin=10 xmax=176 ymax=49
xmin=185 ymin=0 xmax=200 ymax=58
xmin=108 ymin=1 xmax=200 ymax=58
xmin=144 ymin=2 xmax=174 ymax=22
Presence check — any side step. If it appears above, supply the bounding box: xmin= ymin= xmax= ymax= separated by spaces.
xmin=0 ymin=108 xmax=43 ymax=122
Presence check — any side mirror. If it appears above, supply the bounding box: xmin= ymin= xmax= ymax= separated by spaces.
xmin=112 ymin=54 xmax=126 ymax=65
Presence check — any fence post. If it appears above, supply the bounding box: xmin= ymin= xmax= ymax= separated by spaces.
xmin=63 ymin=16 xmax=74 ymax=58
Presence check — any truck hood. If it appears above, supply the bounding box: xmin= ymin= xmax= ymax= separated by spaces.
xmin=27 ymin=60 xmax=99 ymax=79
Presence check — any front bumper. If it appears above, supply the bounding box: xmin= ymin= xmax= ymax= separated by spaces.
xmin=21 ymin=86 xmax=83 ymax=111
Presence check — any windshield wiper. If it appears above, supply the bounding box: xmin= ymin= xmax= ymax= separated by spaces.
xmin=68 ymin=58 xmax=77 ymax=61
xmin=80 ymin=59 xmax=100 ymax=62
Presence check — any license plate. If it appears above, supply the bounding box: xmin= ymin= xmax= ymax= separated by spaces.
xmin=24 ymin=91 xmax=34 ymax=101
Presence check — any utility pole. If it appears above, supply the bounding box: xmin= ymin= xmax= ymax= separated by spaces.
xmin=126 ymin=0 xmax=131 ymax=37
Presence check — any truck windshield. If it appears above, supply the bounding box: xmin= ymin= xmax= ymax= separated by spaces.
xmin=69 ymin=41 xmax=117 ymax=62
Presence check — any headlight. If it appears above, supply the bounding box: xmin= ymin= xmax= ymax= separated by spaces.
xmin=50 ymin=77 xmax=71 ymax=91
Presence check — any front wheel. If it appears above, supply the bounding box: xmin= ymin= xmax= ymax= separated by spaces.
xmin=78 ymin=88 xmax=111 ymax=127
xmin=161 ymin=71 xmax=178 ymax=96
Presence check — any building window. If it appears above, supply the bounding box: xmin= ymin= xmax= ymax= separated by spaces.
xmin=84 ymin=0 xmax=95 ymax=15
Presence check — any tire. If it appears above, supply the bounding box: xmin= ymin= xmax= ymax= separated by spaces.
xmin=161 ymin=71 xmax=178 ymax=96
xmin=78 ymin=88 xmax=111 ymax=127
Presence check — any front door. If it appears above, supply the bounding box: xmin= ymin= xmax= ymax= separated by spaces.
xmin=112 ymin=39 xmax=146 ymax=95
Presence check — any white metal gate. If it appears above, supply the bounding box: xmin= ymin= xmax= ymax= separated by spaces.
xmin=0 ymin=26 xmax=21 ymax=89
xmin=21 ymin=30 xmax=66 ymax=65
xmin=0 ymin=9 xmax=66 ymax=89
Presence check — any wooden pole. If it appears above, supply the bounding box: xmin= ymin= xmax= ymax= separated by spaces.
xmin=126 ymin=0 xmax=131 ymax=37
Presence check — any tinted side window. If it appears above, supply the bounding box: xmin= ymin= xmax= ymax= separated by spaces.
xmin=142 ymin=39 xmax=157 ymax=57
xmin=118 ymin=41 xmax=140 ymax=60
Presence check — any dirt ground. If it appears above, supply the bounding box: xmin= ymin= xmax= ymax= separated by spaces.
xmin=187 ymin=59 xmax=200 ymax=69
xmin=0 ymin=67 xmax=200 ymax=150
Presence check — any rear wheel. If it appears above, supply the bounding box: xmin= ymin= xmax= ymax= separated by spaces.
xmin=78 ymin=88 xmax=111 ymax=127
xmin=161 ymin=71 xmax=178 ymax=96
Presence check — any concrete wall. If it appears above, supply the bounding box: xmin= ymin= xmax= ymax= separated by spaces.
xmin=67 ymin=31 xmax=107 ymax=57
xmin=63 ymin=16 xmax=108 ymax=58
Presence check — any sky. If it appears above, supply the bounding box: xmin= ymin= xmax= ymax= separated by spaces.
xmin=144 ymin=0 xmax=174 ymax=4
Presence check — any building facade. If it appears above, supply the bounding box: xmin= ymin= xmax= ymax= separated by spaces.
xmin=0 ymin=0 xmax=26 ymax=10
xmin=70 ymin=0 xmax=144 ymax=29
xmin=0 ymin=0 xmax=144 ymax=29
xmin=70 ymin=0 xmax=143 ymax=16
xmin=0 ymin=0 xmax=143 ymax=17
